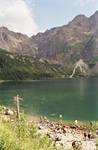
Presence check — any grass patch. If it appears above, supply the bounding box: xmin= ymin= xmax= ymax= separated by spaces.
xmin=0 ymin=114 xmax=64 ymax=150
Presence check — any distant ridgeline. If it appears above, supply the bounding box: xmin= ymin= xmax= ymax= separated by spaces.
xmin=0 ymin=49 xmax=70 ymax=80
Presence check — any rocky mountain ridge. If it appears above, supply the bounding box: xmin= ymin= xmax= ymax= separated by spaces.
xmin=0 ymin=11 xmax=98 ymax=78
xmin=29 ymin=11 xmax=98 ymax=62
xmin=0 ymin=11 xmax=98 ymax=62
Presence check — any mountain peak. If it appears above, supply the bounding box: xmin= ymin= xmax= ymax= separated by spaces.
xmin=93 ymin=10 xmax=98 ymax=16
xmin=90 ymin=10 xmax=98 ymax=19
xmin=89 ymin=10 xmax=98 ymax=30
xmin=0 ymin=11 xmax=98 ymax=60
xmin=0 ymin=26 xmax=9 ymax=30
xmin=68 ymin=14 xmax=89 ymax=29
xmin=74 ymin=14 xmax=87 ymax=19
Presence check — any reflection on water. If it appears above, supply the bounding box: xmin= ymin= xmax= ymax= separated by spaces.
xmin=0 ymin=78 xmax=98 ymax=121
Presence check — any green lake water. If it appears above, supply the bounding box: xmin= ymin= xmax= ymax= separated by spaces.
xmin=0 ymin=78 xmax=98 ymax=121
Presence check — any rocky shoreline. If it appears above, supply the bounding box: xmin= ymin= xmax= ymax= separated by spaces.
xmin=0 ymin=106 xmax=97 ymax=150
xmin=30 ymin=117 xmax=97 ymax=150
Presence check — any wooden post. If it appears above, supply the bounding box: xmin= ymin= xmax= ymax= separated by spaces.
xmin=13 ymin=94 xmax=23 ymax=119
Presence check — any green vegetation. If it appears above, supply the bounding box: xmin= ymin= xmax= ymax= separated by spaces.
xmin=0 ymin=114 xmax=98 ymax=150
xmin=0 ymin=49 xmax=68 ymax=80
xmin=0 ymin=103 xmax=97 ymax=150
xmin=89 ymin=56 xmax=98 ymax=65
xmin=0 ymin=114 xmax=64 ymax=150
xmin=63 ymin=47 xmax=69 ymax=52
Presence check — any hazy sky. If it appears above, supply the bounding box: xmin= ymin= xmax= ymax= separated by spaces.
xmin=0 ymin=0 xmax=98 ymax=36
xmin=31 ymin=0 xmax=98 ymax=32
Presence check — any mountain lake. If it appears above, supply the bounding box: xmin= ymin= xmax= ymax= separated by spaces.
xmin=0 ymin=78 xmax=98 ymax=121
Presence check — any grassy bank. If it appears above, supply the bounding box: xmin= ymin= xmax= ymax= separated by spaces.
xmin=0 ymin=114 xmax=65 ymax=150
xmin=0 ymin=116 xmax=97 ymax=150
xmin=0 ymin=105 xmax=97 ymax=150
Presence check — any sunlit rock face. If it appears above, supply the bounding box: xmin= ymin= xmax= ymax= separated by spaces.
xmin=70 ymin=59 xmax=89 ymax=78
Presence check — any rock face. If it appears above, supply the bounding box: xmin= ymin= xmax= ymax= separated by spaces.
xmin=0 ymin=11 xmax=98 ymax=60
xmin=70 ymin=59 xmax=89 ymax=78
xmin=29 ymin=11 xmax=98 ymax=63
xmin=0 ymin=11 xmax=98 ymax=76
xmin=0 ymin=27 xmax=36 ymax=56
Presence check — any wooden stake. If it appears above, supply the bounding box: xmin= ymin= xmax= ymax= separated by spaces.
xmin=13 ymin=94 xmax=23 ymax=119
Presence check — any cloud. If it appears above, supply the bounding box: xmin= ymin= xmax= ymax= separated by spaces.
xmin=0 ymin=0 xmax=39 ymax=36
xmin=79 ymin=0 xmax=97 ymax=6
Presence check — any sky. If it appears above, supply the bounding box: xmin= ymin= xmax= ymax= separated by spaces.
xmin=0 ymin=0 xmax=98 ymax=36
